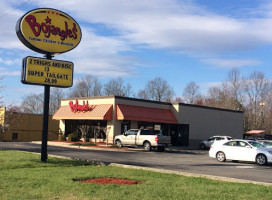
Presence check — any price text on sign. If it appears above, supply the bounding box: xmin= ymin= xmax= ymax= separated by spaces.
xmin=22 ymin=56 xmax=74 ymax=87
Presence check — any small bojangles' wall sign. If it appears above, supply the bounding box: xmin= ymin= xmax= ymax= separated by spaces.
xmin=69 ymin=100 xmax=95 ymax=112
xmin=16 ymin=8 xmax=82 ymax=54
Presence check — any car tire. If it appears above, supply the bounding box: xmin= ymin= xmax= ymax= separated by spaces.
xmin=200 ymin=144 xmax=206 ymax=150
xmin=143 ymin=142 xmax=151 ymax=151
xmin=256 ymin=154 xmax=267 ymax=165
xmin=115 ymin=140 xmax=122 ymax=148
xmin=216 ymin=151 xmax=226 ymax=162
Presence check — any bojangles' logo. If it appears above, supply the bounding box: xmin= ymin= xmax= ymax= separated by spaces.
xmin=25 ymin=15 xmax=78 ymax=41
xmin=69 ymin=100 xmax=95 ymax=112
xmin=16 ymin=8 xmax=82 ymax=54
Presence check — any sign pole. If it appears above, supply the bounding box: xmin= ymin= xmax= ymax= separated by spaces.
xmin=41 ymin=53 xmax=52 ymax=162
xmin=16 ymin=8 xmax=81 ymax=162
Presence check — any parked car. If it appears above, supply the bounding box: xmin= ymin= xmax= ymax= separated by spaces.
xmin=200 ymin=136 xmax=232 ymax=150
xmin=114 ymin=129 xmax=171 ymax=151
xmin=257 ymin=140 xmax=272 ymax=148
xmin=209 ymin=139 xmax=272 ymax=165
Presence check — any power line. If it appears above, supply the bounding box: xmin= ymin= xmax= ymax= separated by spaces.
xmin=0 ymin=0 xmax=31 ymax=19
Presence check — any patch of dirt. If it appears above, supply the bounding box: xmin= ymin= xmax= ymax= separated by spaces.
xmin=74 ymin=177 xmax=143 ymax=185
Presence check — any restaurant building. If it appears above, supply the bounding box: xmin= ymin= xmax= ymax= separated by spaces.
xmin=0 ymin=107 xmax=59 ymax=142
xmin=53 ymin=96 xmax=243 ymax=148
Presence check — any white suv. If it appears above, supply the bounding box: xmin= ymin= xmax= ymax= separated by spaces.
xmin=200 ymin=136 xmax=232 ymax=150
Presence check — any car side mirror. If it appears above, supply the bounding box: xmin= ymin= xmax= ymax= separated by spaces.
xmin=124 ymin=132 xmax=127 ymax=136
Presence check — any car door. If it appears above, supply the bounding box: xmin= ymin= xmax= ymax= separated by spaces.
xmin=221 ymin=141 xmax=238 ymax=160
xmin=235 ymin=141 xmax=255 ymax=162
xmin=126 ymin=130 xmax=137 ymax=145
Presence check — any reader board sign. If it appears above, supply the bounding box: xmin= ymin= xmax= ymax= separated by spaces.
xmin=21 ymin=56 xmax=73 ymax=88
xmin=16 ymin=8 xmax=82 ymax=54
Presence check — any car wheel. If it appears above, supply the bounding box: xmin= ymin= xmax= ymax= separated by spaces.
xmin=115 ymin=140 xmax=122 ymax=148
xmin=216 ymin=151 xmax=226 ymax=162
xmin=200 ymin=144 xmax=206 ymax=150
xmin=256 ymin=154 xmax=267 ymax=165
xmin=143 ymin=142 xmax=151 ymax=151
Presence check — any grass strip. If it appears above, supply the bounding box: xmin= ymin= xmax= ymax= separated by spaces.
xmin=0 ymin=150 xmax=272 ymax=200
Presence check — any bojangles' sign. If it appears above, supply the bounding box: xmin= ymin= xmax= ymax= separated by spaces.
xmin=16 ymin=8 xmax=82 ymax=54
xmin=69 ymin=100 xmax=95 ymax=112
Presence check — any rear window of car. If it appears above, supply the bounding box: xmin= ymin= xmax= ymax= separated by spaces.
xmin=140 ymin=130 xmax=157 ymax=135
xmin=227 ymin=137 xmax=232 ymax=140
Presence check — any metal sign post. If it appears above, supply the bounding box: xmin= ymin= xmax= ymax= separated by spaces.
xmin=41 ymin=53 xmax=51 ymax=162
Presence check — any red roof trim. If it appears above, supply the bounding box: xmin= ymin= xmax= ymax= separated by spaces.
xmin=116 ymin=104 xmax=177 ymax=124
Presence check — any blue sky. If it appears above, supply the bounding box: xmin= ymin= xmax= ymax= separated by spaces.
xmin=1 ymin=0 xmax=272 ymax=105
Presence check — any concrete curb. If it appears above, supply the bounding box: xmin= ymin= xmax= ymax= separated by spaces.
xmin=109 ymin=163 xmax=272 ymax=186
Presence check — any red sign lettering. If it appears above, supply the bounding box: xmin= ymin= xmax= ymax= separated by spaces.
xmin=25 ymin=15 xmax=77 ymax=41
xmin=69 ymin=100 xmax=94 ymax=112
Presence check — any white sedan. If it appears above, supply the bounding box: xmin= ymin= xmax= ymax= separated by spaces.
xmin=209 ymin=140 xmax=272 ymax=165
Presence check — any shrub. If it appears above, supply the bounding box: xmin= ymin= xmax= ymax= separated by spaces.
xmin=58 ymin=135 xmax=66 ymax=141
xmin=67 ymin=132 xmax=81 ymax=142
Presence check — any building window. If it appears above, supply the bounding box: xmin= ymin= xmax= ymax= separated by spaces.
xmin=12 ymin=133 xmax=18 ymax=141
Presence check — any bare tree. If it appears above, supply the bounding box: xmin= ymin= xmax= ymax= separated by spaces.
xmin=138 ymin=77 xmax=175 ymax=102
xmin=243 ymin=71 xmax=271 ymax=130
xmin=104 ymin=77 xmax=132 ymax=97
xmin=20 ymin=93 xmax=43 ymax=114
xmin=50 ymin=87 xmax=66 ymax=115
xmin=182 ymin=81 xmax=200 ymax=104
xmin=69 ymin=75 xmax=102 ymax=97
xmin=0 ymin=106 xmax=23 ymax=141
xmin=221 ymin=69 xmax=244 ymax=110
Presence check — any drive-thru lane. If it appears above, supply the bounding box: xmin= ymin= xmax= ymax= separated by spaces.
xmin=1 ymin=142 xmax=272 ymax=185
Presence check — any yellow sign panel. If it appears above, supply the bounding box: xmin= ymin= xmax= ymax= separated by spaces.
xmin=16 ymin=8 xmax=82 ymax=54
xmin=0 ymin=107 xmax=5 ymax=127
xmin=22 ymin=56 xmax=73 ymax=87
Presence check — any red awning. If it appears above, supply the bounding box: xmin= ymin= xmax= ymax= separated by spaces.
xmin=116 ymin=104 xmax=177 ymax=124
xmin=53 ymin=104 xmax=113 ymax=120
xmin=245 ymin=130 xmax=265 ymax=134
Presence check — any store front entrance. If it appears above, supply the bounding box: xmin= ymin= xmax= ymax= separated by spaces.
xmin=170 ymin=124 xmax=189 ymax=146
xmin=64 ymin=120 xmax=107 ymax=141
xmin=121 ymin=120 xmax=131 ymax=134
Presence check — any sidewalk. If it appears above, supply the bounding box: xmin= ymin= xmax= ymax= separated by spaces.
xmin=31 ymin=141 xmax=202 ymax=153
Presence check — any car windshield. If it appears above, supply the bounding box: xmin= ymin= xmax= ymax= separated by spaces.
xmin=248 ymin=141 xmax=266 ymax=148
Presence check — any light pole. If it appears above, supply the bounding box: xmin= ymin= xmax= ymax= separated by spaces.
xmin=260 ymin=102 xmax=265 ymax=130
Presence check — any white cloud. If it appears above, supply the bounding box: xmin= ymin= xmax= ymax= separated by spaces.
xmin=1 ymin=0 xmax=272 ymax=78
xmin=56 ymin=27 xmax=140 ymax=77
xmin=0 ymin=71 xmax=20 ymax=76
xmin=32 ymin=0 xmax=272 ymax=55
xmin=202 ymin=58 xmax=261 ymax=68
